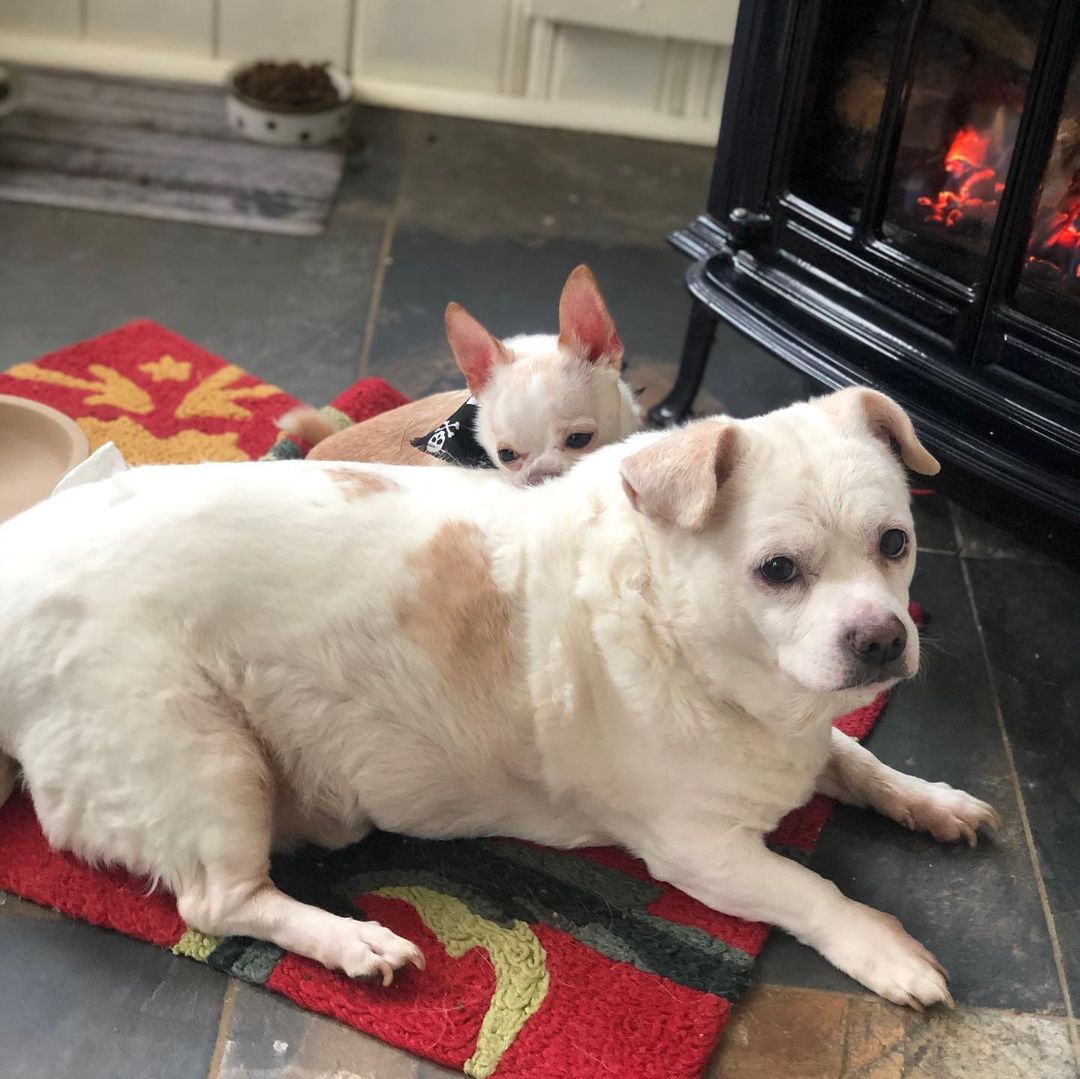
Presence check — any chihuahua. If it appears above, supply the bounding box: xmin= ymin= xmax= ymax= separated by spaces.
xmin=282 ymin=266 xmax=641 ymax=485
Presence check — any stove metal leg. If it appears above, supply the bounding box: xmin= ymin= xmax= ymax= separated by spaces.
xmin=647 ymin=300 xmax=719 ymax=426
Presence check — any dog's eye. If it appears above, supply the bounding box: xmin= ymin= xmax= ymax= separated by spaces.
xmin=565 ymin=432 xmax=594 ymax=450
xmin=760 ymin=556 xmax=799 ymax=584
xmin=879 ymin=528 xmax=908 ymax=559
xmin=497 ymin=448 xmax=519 ymax=464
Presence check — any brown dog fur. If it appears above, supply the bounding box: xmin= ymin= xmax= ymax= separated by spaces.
xmin=396 ymin=521 xmax=516 ymax=710
xmin=324 ymin=469 xmax=398 ymax=500
xmin=307 ymin=391 xmax=470 ymax=465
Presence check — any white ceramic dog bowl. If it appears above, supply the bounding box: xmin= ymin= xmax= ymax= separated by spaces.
xmin=0 ymin=395 xmax=90 ymax=523
xmin=226 ymin=63 xmax=353 ymax=147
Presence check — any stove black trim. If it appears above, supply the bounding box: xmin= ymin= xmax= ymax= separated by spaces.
xmin=655 ymin=0 xmax=1080 ymax=528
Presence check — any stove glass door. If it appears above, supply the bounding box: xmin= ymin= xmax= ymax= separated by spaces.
xmin=787 ymin=0 xmax=902 ymax=226
xmin=881 ymin=0 xmax=1050 ymax=283
xmin=1016 ymin=42 xmax=1080 ymax=330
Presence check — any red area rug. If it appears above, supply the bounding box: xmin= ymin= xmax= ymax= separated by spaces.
xmin=0 ymin=322 xmax=919 ymax=1078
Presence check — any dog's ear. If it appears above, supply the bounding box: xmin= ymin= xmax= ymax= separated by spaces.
xmin=620 ymin=421 xmax=739 ymax=531
xmin=558 ymin=265 xmax=624 ymax=368
xmin=445 ymin=302 xmax=511 ymax=394
xmin=817 ymin=387 xmax=940 ymax=476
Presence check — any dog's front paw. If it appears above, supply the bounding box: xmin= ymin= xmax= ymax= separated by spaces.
xmin=329 ymin=920 xmax=426 ymax=986
xmin=893 ymin=780 xmax=1001 ymax=847
xmin=822 ymin=903 xmax=953 ymax=1011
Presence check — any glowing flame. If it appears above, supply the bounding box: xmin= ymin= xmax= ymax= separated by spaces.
xmin=1042 ymin=211 xmax=1080 ymax=277
xmin=945 ymin=126 xmax=990 ymax=174
xmin=1026 ymin=173 xmax=1080 ymax=280
xmin=916 ymin=124 xmax=1006 ymax=229
xmin=910 ymin=109 xmax=1079 ymax=283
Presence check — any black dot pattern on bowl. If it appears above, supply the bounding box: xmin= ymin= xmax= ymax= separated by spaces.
xmin=236 ymin=117 xmax=244 ymax=129
xmin=300 ymin=131 xmax=310 ymax=141
xmin=266 ymin=119 xmax=277 ymax=130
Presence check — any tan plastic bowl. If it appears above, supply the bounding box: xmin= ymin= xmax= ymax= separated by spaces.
xmin=0 ymin=395 xmax=89 ymax=523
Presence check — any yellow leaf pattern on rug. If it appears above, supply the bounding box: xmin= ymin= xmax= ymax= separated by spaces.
xmin=175 ymin=364 xmax=283 ymax=420
xmin=6 ymin=362 xmax=153 ymax=414
xmin=77 ymin=415 xmax=250 ymax=464
xmin=139 ymin=354 xmax=192 ymax=382
xmin=375 ymin=886 xmax=549 ymax=1079
xmin=172 ymin=928 xmax=222 ymax=962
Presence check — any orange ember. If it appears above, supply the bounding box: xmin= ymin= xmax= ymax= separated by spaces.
xmin=917 ymin=124 xmax=1005 ymax=229
xmin=1043 ymin=212 xmax=1080 ymax=276
xmin=1027 ymin=188 xmax=1080 ymax=279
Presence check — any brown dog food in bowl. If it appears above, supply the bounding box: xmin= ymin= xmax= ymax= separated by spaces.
xmin=0 ymin=396 xmax=89 ymax=523
xmin=233 ymin=61 xmax=339 ymax=110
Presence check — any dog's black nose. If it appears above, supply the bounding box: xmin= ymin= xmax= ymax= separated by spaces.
xmin=847 ymin=616 xmax=907 ymax=666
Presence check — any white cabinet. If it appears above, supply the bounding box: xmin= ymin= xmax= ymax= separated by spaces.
xmin=218 ymin=0 xmax=353 ymax=69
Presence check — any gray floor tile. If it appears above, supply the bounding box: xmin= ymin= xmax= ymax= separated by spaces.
xmin=398 ymin=113 xmax=713 ymax=247
xmin=217 ymin=981 xmax=459 ymax=1079
xmin=0 ymin=891 xmax=62 ymax=920
xmin=951 ymin=502 xmax=1054 ymax=563
xmin=0 ymin=915 xmax=226 ymax=1079
xmin=754 ymin=551 xmax=1066 ymax=1013
xmin=349 ymin=105 xmax=415 ymax=207
xmin=911 ymin=489 xmax=958 ymax=553
xmin=965 ymin=556 xmax=1080 ymax=1000
xmin=699 ymin=319 xmax=811 ymax=419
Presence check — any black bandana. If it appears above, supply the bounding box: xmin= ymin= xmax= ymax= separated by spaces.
xmin=411 ymin=397 xmax=496 ymax=469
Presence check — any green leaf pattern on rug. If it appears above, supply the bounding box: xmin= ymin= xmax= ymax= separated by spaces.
xmin=172 ymin=927 xmax=222 ymax=962
xmin=375 ymin=885 xmax=550 ymax=1079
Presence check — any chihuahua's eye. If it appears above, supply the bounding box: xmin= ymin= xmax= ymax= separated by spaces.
xmin=879 ymin=528 xmax=908 ymax=559
xmin=497 ymin=448 xmax=519 ymax=465
xmin=760 ymin=556 xmax=799 ymax=584
xmin=565 ymin=431 xmax=594 ymax=451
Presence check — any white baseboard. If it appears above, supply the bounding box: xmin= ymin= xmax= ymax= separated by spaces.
xmin=0 ymin=31 xmax=718 ymax=146
xmin=0 ymin=32 xmax=231 ymax=85
xmin=352 ymin=76 xmax=718 ymax=145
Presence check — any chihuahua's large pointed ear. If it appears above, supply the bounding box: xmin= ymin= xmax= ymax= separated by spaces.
xmin=817 ymin=387 xmax=940 ymax=476
xmin=558 ymin=265 xmax=624 ymax=368
xmin=620 ymin=421 xmax=739 ymax=531
xmin=445 ymin=302 xmax=511 ymax=395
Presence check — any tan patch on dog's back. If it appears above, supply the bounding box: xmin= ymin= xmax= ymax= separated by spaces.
xmin=397 ymin=522 xmax=515 ymax=708
xmin=325 ymin=468 xmax=397 ymax=500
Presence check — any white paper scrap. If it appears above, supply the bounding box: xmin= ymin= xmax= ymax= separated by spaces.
xmin=51 ymin=441 xmax=130 ymax=496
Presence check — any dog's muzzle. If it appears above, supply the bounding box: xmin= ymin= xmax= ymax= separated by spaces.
xmin=841 ymin=614 xmax=909 ymax=687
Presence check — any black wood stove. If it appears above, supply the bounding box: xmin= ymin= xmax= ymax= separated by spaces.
xmin=659 ymin=0 xmax=1080 ymax=529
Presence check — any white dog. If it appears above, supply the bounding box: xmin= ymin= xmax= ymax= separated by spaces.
xmin=0 ymin=387 xmax=998 ymax=1008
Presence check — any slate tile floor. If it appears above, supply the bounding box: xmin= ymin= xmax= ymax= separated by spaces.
xmin=0 ymin=104 xmax=1077 ymax=1078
